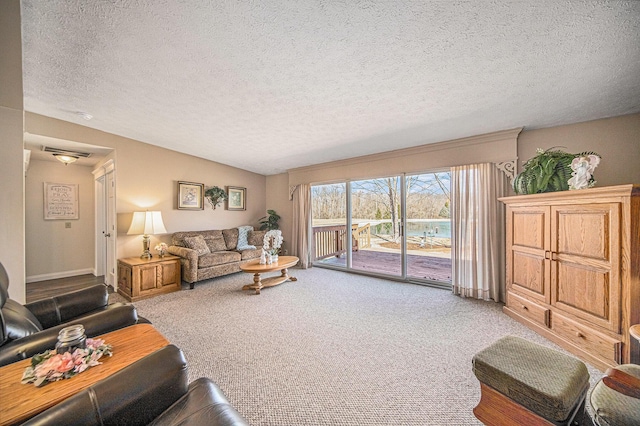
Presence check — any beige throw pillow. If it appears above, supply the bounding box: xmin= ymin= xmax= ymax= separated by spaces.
xmin=206 ymin=236 xmax=227 ymax=252
xmin=183 ymin=235 xmax=211 ymax=256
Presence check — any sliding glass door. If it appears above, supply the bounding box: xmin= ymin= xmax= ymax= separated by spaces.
xmin=405 ymin=172 xmax=451 ymax=282
xmin=311 ymin=183 xmax=348 ymax=268
xmin=311 ymin=171 xmax=451 ymax=286
xmin=350 ymin=176 xmax=402 ymax=277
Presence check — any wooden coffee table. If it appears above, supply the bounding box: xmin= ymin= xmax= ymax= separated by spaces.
xmin=0 ymin=324 xmax=169 ymax=425
xmin=240 ymin=255 xmax=299 ymax=294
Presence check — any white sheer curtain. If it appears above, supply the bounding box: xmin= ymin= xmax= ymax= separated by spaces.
xmin=451 ymin=163 xmax=506 ymax=302
xmin=291 ymin=183 xmax=312 ymax=269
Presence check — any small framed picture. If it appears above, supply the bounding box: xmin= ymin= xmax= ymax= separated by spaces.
xmin=226 ymin=186 xmax=246 ymax=211
xmin=178 ymin=181 xmax=204 ymax=210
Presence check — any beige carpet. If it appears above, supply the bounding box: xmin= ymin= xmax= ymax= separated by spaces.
xmin=114 ymin=268 xmax=602 ymax=425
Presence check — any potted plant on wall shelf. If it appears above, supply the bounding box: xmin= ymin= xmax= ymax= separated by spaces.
xmin=259 ymin=209 xmax=280 ymax=230
xmin=204 ymin=186 xmax=228 ymax=210
xmin=513 ymin=147 xmax=600 ymax=195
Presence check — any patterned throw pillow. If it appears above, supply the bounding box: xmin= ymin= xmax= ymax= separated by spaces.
xmin=183 ymin=235 xmax=211 ymax=256
xmin=206 ymin=236 xmax=227 ymax=252
xmin=237 ymin=226 xmax=256 ymax=250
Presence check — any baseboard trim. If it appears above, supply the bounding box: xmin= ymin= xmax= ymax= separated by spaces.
xmin=26 ymin=269 xmax=96 ymax=283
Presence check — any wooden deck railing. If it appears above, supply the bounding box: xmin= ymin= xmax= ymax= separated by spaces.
xmin=312 ymin=224 xmax=371 ymax=260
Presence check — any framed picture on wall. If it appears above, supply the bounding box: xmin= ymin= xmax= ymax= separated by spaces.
xmin=226 ymin=186 xmax=246 ymax=211
xmin=44 ymin=182 xmax=79 ymax=220
xmin=177 ymin=181 xmax=204 ymax=210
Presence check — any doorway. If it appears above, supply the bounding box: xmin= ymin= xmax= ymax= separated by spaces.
xmin=93 ymin=159 xmax=116 ymax=287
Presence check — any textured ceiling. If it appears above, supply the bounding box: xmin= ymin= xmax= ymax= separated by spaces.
xmin=21 ymin=1 xmax=640 ymax=175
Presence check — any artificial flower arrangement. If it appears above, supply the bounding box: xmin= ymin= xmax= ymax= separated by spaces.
xmin=513 ymin=147 xmax=601 ymax=194
xmin=21 ymin=338 xmax=112 ymax=387
xmin=154 ymin=242 xmax=168 ymax=256
xmin=263 ymin=229 xmax=283 ymax=256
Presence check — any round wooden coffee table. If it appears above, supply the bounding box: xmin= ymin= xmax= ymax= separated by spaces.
xmin=240 ymin=256 xmax=299 ymax=294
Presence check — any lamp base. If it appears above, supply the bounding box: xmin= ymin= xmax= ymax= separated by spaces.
xmin=140 ymin=234 xmax=153 ymax=259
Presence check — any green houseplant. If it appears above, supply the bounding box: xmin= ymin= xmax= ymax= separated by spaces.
xmin=204 ymin=186 xmax=228 ymax=209
xmin=259 ymin=209 xmax=280 ymax=230
xmin=513 ymin=147 xmax=600 ymax=195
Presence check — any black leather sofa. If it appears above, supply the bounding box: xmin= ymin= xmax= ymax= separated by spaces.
xmin=0 ymin=262 xmax=145 ymax=367
xmin=23 ymin=344 xmax=249 ymax=426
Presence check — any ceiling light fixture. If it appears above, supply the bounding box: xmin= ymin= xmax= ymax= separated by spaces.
xmin=53 ymin=154 xmax=79 ymax=165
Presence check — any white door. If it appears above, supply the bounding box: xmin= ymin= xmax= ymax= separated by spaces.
xmin=95 ymin=175 xmax=106 ymax=279
xmin=105 ymin=168 xmax=116 ymax=287
xmin=94 ymin=160 xmax=116 ymax=287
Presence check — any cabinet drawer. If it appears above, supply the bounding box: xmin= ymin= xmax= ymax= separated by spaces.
xmin=551 ymin=312 xmax=622 ymax=364
xmin=507 ymin=292 xmax=549 ymax=326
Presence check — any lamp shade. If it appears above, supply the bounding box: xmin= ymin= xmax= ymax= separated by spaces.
xmin=127 ymin=211 xmax=168 ymax=235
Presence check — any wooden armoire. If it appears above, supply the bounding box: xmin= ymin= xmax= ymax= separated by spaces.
xmin=500 ymin=184 xmax=639 ymax=371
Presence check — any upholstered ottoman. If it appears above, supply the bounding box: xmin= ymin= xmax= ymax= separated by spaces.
xmin=589 ymin=363 xmax=640 ymax=426
xmin=472 ymin=336 xmax=590 ymax=426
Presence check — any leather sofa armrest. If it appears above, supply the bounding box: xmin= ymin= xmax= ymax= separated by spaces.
xmin=168 ymin=246 xmax=198 ymax=283
xmin=25 ymin=285 xmax=109 ymax=329
xmin=0 ymin=304 xmax=139 ymax=367
xmin=150 ymin=377 xmax=249 ymax=426
xmin=23 ymin=345 xmax=189 ymax=426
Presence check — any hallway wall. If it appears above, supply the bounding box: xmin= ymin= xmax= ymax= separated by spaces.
xmin=25 ymin=159 xmax=96 ymax=281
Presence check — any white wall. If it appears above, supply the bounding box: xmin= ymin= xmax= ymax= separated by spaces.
xmin=0 ymin=0 xmax=26 ymax=302
xmin=25 ymin=160 xmax=95 ymax=280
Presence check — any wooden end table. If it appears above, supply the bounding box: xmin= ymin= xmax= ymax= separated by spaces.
xmin=240 ymin=256 xmax=299 ymax=294
xmin=0 ymin=324 xmax=169 ymax=425
xmin=117 ymin=255 xmax=181 ymax=301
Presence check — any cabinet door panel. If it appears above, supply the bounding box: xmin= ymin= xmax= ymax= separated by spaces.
xmin=138 ymin=265 xmax=159 ymax=292
xmin=556 ymin=262 xmax=610 ymax=322
xmin=556 ymin=208 xmax=611 ymax=261
xmin=552 ymin=203 xmax=620 ymax=333
xmin=160 ymin=262 xmax=180 ymax=287
xmin=507 ymin=206 xmax=550 ymax=303
xmin=512 ymin=210 xmax=547 ymax=250
xmin=512 ymin=252 xmax=546 ymax=296
xmin=117 ymin=263 xmax=132 ymax=295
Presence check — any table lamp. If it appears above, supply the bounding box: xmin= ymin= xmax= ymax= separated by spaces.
xmin=127 ymin=211 xmax=168 ymax=259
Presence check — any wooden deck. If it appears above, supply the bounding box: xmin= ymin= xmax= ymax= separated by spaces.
xmin=317 ymin=250 xmax=452 ymax=282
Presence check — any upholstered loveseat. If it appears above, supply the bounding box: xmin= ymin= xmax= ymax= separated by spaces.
xmin=168 ymin=228 xmax=265 ymax=289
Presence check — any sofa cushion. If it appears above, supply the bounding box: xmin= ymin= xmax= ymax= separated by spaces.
xmin=198 ymin=251 xmax=241 ymax=268
xmin=240 ymin=248 xmax=263 ymax=260
xmin=222 ymin=229 xmax=239 ymax=251
xmin=183 ymin=235 xmax=211 ymax=256
xmin=206 ymin=236 xmax=227 ymax=252
xmin=248 ymin=230 xmax=267 ymax=247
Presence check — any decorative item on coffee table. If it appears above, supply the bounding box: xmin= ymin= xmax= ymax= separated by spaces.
xmin=21 ymin=336 xmax=113 ymax=387
xmin=262 ymin=229 xmax=283 ymax=263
